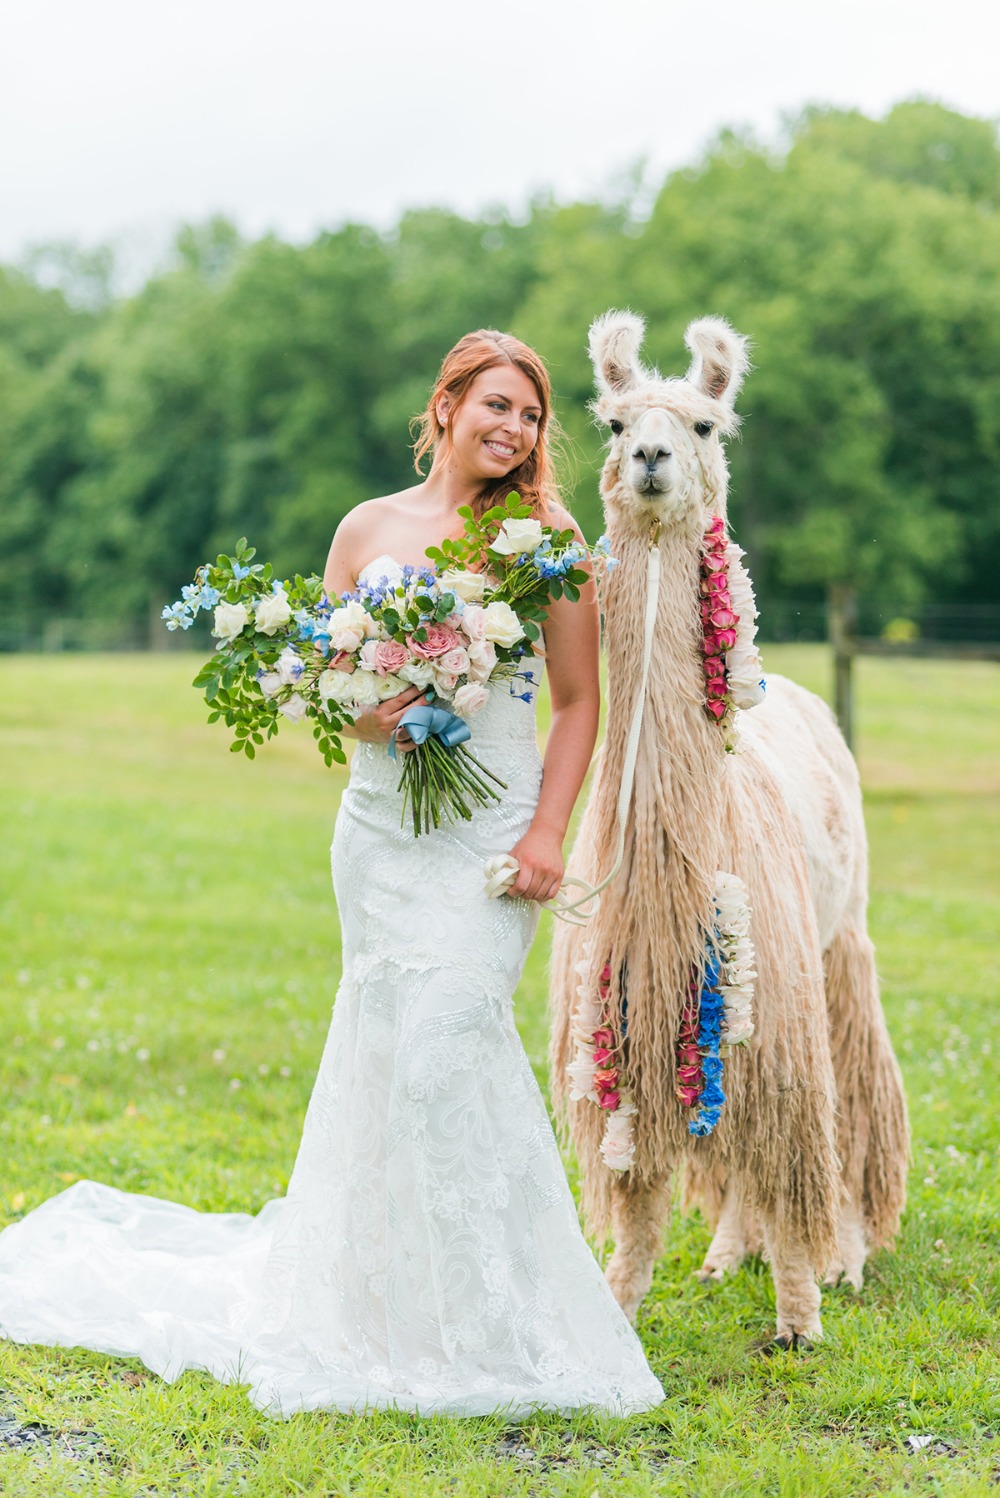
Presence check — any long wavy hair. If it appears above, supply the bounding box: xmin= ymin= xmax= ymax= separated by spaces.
xmin=412 ymin=330 xmax=559 ymax=519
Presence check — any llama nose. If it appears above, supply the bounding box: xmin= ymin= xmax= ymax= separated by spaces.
xmin=633 ymin=444 xmax=671 ymax=470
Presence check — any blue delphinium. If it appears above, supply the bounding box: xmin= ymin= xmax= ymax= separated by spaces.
xmin=688 ymin=947 xmax=726 ymax=1137
xmin=161 ymin=601 xmax=194 ymax=631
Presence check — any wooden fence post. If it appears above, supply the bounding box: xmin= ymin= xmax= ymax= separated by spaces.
xmin=828 ymin=584 xmax=856 ymax=752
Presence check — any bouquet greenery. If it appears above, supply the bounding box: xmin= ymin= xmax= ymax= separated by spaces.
xmin=164 ymin=493 xmax=598 ymax=834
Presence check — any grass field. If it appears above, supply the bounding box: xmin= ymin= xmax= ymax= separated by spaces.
xmin=0 ymin=648 xmax=998 ymax=1497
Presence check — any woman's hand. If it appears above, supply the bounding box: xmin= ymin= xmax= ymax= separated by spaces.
xmin=506 ymin=822 xmax=565 ymax=905
xmin=350 ymin=686 xmax=431 ymax=753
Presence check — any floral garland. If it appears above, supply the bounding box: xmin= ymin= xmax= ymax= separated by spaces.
xmin=699 ymin=515 xmax=766 ymax=749
xmin=567 ymin=950 xmax=636 ymax=1172
xmin=567 ymin=871 xmax=756 ymax=1165
xmin=676 ymin=872 xmax=757 ymax=1137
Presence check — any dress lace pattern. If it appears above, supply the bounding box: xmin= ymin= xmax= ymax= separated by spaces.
xmin=0 ymin=556 xmax=664 ymax=1418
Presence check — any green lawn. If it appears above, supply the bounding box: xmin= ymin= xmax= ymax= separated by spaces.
xmin=0 ymin=649 xmax=998 ymax=1497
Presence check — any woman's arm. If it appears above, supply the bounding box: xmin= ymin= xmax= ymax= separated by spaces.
xmin=506 ymin=514 xmax=601 ymax=904
xmin=323 ymin=510 xmax=424 ymax=751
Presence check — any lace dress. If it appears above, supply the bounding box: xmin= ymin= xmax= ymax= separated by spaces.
xmin=0 ymin=556 xmax=664 ymax=1418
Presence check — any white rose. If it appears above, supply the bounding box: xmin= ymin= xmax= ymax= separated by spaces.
xmin=317 ymin=669 xmax=357 ymax=705
xmin=330 ymin=625 xmax=365 ymax=653
xmin=489 ymin=517 xmax=543 ymax=557
xmin=440 ymin=569 xmax=486 ymax=603
xmin=452 ymin=682 xmax=489 ymax=718
xmin=348 ymin=672 xmax=381 ymax=707
xmin=254 ymin=591 xmax=293 ymax=636
xmin=432 ymin=667 xmax=460 ymax=696
xmin=212 ymin=601 xmax=250 ymax=641
xmin=481 ymin=602 xmax=524 ymax=648
xmin=334 ymin=599 xmax=377 ymax=637
xmin=277 ymin=692 xmax=308 ymax=722
xmin=374 ymin=672 xmax=407 ymax=701
xmin=258 ymin=671 xmax=282 ymax=699
xmin=467 ymin=639 xmax=497 ymax=683
xmin=399 ymin=658 xmax=435 ymax=688
xmin=275 ymin=646 xmax=304 ymax=684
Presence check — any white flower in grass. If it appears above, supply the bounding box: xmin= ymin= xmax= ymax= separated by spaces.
xmin=212 ymin=601 xmax=250 ymax=641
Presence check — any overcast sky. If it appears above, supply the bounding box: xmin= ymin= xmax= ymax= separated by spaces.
xmin=1 ymin=0 xmax=997 ymax=268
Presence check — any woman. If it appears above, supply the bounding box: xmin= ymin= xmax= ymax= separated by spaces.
xmin=0 ymin=331 xmax=664 ymax=1418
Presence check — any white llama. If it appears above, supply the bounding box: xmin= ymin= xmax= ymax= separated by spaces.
xmin=549 ymin=311 xmax=909 ymax=1346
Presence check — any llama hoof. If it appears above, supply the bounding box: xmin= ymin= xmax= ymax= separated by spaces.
xmin=762 ymin=1331 xmax=816 ymax=1354
xmin=695 ymin=1263 xmax=728 ymax=1284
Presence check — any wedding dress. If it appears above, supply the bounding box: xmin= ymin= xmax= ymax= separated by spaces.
xmin=0 ymin=556 xmax=663 ymax=1418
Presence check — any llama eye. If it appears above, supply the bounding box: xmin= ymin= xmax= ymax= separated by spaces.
xmin=694 ymin=421 xmax=714 ymax=438
xmin=609 ymin=420 xmax=623 ymax=436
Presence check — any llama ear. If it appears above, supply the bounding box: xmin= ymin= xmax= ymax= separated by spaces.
xmin=684 ymin=317 xmax=749 ymax=405
xmin=589 ymin=310 xmax=646 ymax=395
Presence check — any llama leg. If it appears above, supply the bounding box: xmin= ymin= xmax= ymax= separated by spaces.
xmin=823 ymin=1196 xmax=868 ymax=1290
xmin=605 ymin=1172 xmax=672 ymax=1324
xmin=762 ymin=1217 xmax=823 ymax=1347
xmin=825 ymin=923 xmax=910 ymax=1268
xmin=696 ymin=1178 xmax=756 ymax=1282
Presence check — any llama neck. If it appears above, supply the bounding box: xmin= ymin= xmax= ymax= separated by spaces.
xmin=600 ymin=513 xmax=727 ymax=898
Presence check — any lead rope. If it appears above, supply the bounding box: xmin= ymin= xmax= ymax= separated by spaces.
xmin=484 ymin=520 xmax=662 ymax=926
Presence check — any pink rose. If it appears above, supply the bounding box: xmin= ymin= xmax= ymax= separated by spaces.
xmin=329 ymin=649 xmax=356 ymax=673
xmin=715 ymin=627 xmax=738 ymax=650
xmin=432 ymin=669 xmax=460 ymax=694
xmin=703 ymin=656 xmax=723 ymax=676
xmin=707 ymin=516 xmax=725 ymax=537
xmin=706 ymin=677 xmax=728 ymax=699
xmin=677 ymin=1085 xmax=701 ymax=1107
xmin=593 ymin=1068 xmax=619 ymax=1090
xmin=711 ymin=607 xmax=737 ymax=629
xmin=592 ymin=1027 xmax=615 ymax=1048
xmin=598 ymin=1091 xmax=621 ymax=1111
xmin=705 ymin=699 xmax=726 ymax=719
xmin=460 ymin=606 xmax=486 ymax=642
xmin=592 ymin=1047 xmax=614 ymax=1065
xmin=703 ymin=634 xmax=720 ymax=655
xmin=707 ymin=572 xmax=729 ymax=593
xmin=358 ymin=640 xmax=379 ymax=670
xmin=677 ymin=1046 xmax=702 ymax=1067
xmin=437 ymin=645 xmax=470 ymax=676
xmin=452 ymin=682 xmax=488 ymax=717
xmin=373 ymin=640 xmax=408 ymax=676
xmin=408 ymin=623 xmax=462 ymax=659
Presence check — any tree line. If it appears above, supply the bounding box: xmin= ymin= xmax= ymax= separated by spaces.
xmin=3 ymin=100 xmax=999 ymax=641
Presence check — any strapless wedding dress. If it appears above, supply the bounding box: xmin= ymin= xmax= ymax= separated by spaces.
xmin=0 ymin=557 xmax=663 ymax=1417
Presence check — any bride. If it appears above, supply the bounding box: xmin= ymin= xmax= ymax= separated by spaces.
xmin=0 ymin=329 xmax=664 ymax=1418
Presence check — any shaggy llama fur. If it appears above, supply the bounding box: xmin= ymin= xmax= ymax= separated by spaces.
xmin=549 ymin=311 xmax=909 ymax=1344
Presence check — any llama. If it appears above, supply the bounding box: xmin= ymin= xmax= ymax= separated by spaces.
xmin=549 ymin=311 xmax=909 ymax=1346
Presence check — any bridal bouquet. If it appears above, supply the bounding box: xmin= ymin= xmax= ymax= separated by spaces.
xmin=163 ymin=494 xmax=593 ymax=835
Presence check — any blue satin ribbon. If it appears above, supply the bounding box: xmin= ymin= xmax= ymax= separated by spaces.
xmin=387 ymin=702 xmax=472 ymax=760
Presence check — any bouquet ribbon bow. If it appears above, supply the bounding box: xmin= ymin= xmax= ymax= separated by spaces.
xmin=388 ymin=702 xmax=472 ymax=760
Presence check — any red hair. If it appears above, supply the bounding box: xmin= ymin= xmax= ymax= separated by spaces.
xmin=412 ymin=329 xmax=559 ymax=519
